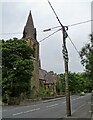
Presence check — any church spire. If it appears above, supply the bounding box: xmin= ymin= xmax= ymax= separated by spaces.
xmin=23 ymin=10 xmax=36 ymax=39
xmin=27 ymin=10 xmax=34 ymax=29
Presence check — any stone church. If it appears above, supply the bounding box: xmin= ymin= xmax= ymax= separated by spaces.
xmin=22 ymin=11 xmax=40 ymax=94
xmin=22 ymin=11 xmax=60 ymax=96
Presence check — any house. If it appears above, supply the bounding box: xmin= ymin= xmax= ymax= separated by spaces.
xmin=39 ymin=68 xmax=60 ymax=95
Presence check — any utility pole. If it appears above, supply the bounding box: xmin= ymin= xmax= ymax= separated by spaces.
xmin=47 ymin=0 xmax=71 ymax=116
xmin=62 ymin=27 xmax=71 ymax=116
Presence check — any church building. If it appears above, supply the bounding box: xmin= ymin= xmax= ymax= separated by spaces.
xmin=22 ymin=11 xmax=40 ymax=95
xmin=22 ymin=11 xmax=60 ymax=97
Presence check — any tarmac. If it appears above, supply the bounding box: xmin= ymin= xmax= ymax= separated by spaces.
xmin=1 ymin=94 xmax=93 ymax=120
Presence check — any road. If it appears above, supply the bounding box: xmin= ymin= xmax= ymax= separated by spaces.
xmin=2 ymin=93 xmax=91 ymax=118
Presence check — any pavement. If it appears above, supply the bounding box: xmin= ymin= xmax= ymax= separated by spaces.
xmin=91 ymin=94 xmax=93 ymax=120
xmin=64 ymin=93 xmax=93 ymax=120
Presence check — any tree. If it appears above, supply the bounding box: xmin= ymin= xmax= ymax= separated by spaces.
xmin=2 ymin=38 xmax=34 ymax=104
xmin=56 ymin=74 xmax=65 ymax=94
xmin=58 ymin=72 xmax=90 ymax=95
xmin=80 ymin=34 xmax=93 ymax=91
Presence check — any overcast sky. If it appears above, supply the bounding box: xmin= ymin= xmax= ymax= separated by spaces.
xmin=1 ymin=0 xmax=93 ymax=74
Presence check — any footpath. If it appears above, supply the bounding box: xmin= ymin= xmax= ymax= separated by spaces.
xmin=91 ymin=93 xmax=93 ymax=120
xmin=63 ymin=94 xmax=93 ymax=120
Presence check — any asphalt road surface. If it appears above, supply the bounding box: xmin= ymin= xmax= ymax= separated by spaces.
xmin=2 ymin=93 xmax=91 ymax=118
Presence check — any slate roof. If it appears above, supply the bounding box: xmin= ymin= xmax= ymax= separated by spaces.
xmin=39 ymin=68 xmax=47 ymax=80
xmin=44 ymin=73 xmax=54 ymax=84
xmin=39 ymin=68 xmax=56 ymax=84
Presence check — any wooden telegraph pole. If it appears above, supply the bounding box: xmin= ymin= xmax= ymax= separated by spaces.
xmin=62 ymin=27 xmax=71 ymax=116
xmin=48 ymin=1 xmax=71 ymax=116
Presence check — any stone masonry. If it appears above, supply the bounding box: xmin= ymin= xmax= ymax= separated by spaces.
xmin=23 ymin=11 xmax=39 ymax=94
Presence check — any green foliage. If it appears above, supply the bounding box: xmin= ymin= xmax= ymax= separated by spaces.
xmin=56 ymin=74 xmax=65 ymax=94
xmin=68 ymin=72 xmax=89 ymax=93
xmin=58 ymin=72 xmax=90 ymax=94
xmin=39 ymin=86 xmax=54 ymax=98
xmin=2 ymin=38 xmax=34 ymax=104
xmin=80 ymin=34 xmax=93 ymax=91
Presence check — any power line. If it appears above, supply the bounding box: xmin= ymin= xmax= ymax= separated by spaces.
xmin=48 ymin=0 xmax=63 ymax=27
xmin=39 ymin=19 xmax=93 ymax=43
xmin=40 ymin=27 xmax=81 ymax=58
xmin=39 ymin=28 xmax=61 ymax=42
xmin=68 ymin=19 xmax=93 ymax=27
xmin=67 ymin=34 xmax=81 ymax=57
xmin=0 ymin=19 xmax=92 ymax=35
xmin=0 ymin=32 xmax=22 ymax=35
xmin=41 ymin=28 xmax=81 ymax=58
xmin=40 ymin=30 xmax=81 ymax=59
xmin=43 ymin=26 xmax=61 ymax=32
xmin=39 ymin=19 xmax=92 ymax=43
xmin=43 ymin=19 xmax=93 ymax=32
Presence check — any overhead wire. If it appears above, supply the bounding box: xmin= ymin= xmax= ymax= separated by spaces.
xmin=68 ymin=19 xmax=93 ymax=27
xmin=0 ymin=32 xmax=22 ymax=35
xmin=67 ymin=34 xmax=81 ymax=57
xmin=43 ymin=19 xmax=93 ymax=32
xmin=39 ymin=28 xmax=61 ymax=42
xmin=0 ymin=19 xmax=92 ymax=35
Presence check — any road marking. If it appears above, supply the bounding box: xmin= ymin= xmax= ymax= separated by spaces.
xmin=71 ymin=96 xmax=87 ymax=102
xmin=13 ymin=112 xmax=23 ymax=116
xmin=22 ymin=104 xmax=37 ymax=108
xmin=13 ymin=108 xmax=40 ymax=116
xmin=46 ymin=103 xmax=58 ymax=108
xmin=3 ymin=104 xmax=38 ymax=112
xmin=23 ymin=108 xmax=40 ymax=113
xmin=62 ymin=101 xmax=66 ymax=104
xmin=25 ymin=106 xmax=30 ymax=108
xmin=89 ymin=111 xmax=92 ymax=113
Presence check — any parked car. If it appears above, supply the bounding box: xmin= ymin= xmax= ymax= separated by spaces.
xmin=80 ymin=92 xmax=85 ymax=96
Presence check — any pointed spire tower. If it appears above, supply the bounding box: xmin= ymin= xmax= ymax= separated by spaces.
xmin=22 ymin=11 xmax=40 ymax=95
xmin=23 ymin=10 xmax=36 ymax=40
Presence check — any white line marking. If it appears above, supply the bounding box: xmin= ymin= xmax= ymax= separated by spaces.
xmin=12 ymin=108 xmax=40 ymax=116
xmin=3 ymin=104 xmax=37 ymax=112
xmin=71 ymin=96 xmax=86 ymax=102
xmin=46 ymin=103 xmax=58 ymax=108
xmin=23 ymin=108 xmax=40 ymax=113
xmin=13 ymin=112 xmax=23 ymax=116
xmin=76 ymin=97 xmax=81 ymax=100
xmin=62 ymin=101 xmax=66 ymax=104
xmin=23 ymin=104 xmax=37 ymax=108
xmin=24 ymin=106 xmax=30 ymax=108
xmin=89 ymin=111 xmax=93 ymax=113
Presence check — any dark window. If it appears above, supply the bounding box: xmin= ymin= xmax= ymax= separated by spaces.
xmin=33 ymin=44 xmax=36 ymax=58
